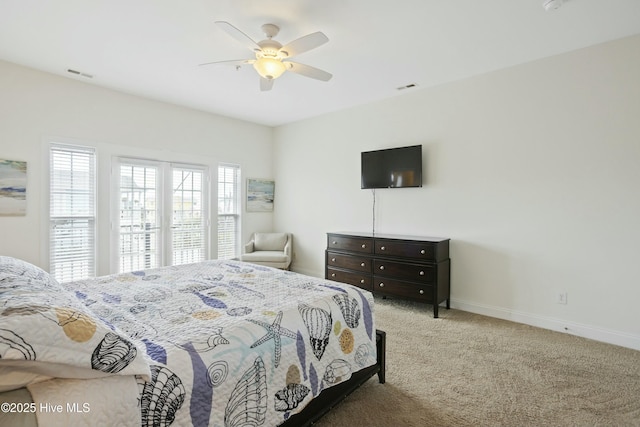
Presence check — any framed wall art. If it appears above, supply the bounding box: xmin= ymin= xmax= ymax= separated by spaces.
xmin=0 ymin=159 xmax=27 ymax=216
xmin=246 ymin=178 xmax=274 ymax=212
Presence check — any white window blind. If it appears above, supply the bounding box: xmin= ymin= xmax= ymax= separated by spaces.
xmin=172 ymin=167 xmax=206 ymax=265
xmin=116 ymin=159 xmax=209 ymax=272
xmin=218 ymin=164 xmax=240 ymax=260
xmin=118 ymin=162 xmax=161 ymax=272
xmin=49 ymin=144 xmax=96 ymax=282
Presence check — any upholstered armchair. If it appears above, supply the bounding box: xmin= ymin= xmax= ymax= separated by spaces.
xmin=240 ymin=232 xmax=292 ymax=270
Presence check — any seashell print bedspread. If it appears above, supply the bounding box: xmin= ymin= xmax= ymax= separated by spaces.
xmin=58 ymin=260 xmax=378 ymax=426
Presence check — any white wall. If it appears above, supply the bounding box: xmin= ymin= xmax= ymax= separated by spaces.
xmin=2 ymin=34 xmax=639 ymax=350
xmin=0 ymin=60 xmax=274 ymax=274
xmin=273 ymin=35 xmax=640 ymax=350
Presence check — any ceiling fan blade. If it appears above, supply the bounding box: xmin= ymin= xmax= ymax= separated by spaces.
xmin=285 ymin=62 xmax=332 ymax=81
xmin=215 ymin=21 xmax=261 ymax=52
xmin=199 ymin=59 xmax=254 ymax=67
xmin=260 ymin=78 xmax=274 ymax=91
xmin=279 ymin=32 xmax=329 ymax=58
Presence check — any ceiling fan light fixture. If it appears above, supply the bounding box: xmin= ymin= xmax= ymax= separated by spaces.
xmin=207 ymin=21 xmax=332 ymax=89
xmin=253 ymin=56 xmax=286 ymax=80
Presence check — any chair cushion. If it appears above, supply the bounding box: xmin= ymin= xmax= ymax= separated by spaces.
xmin=254 ymin=233 xmax=287 ymax=251
xmin=241 ymin=251 xmax=288 ymax=263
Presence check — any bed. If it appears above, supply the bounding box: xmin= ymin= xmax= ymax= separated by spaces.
xmin=0 ymin=256 xmax=385 ymax=426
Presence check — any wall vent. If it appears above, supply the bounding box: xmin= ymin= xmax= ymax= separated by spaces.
xmin=397 ymin=83 xmax=418 ymax=91
xmin=67 ymin=69 xmax=94 ymax=78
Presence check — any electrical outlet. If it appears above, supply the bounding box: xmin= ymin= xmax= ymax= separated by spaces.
xmin=557 ymin=292 xmax=568 ymax=305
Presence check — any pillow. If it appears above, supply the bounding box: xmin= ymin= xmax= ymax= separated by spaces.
xmin=0 ymin=256 xmax=58 ymax=287
xmin=0 ymin=273 xmax=150 ymax=391
xmin=254 ymin=233 xmax=287 ymax=251
xmin=0 ymin=365 xmax=52 ymax=393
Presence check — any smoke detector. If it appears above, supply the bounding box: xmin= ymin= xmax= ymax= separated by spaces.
xmin=543 ymin=0 xmax=563 ymax=11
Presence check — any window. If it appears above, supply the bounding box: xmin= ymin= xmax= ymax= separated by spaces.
xmin=116 ymin=158 xmax=208 ymax=273
xmin=49 ymin=144 xmax=96 ymax=282
xmin=117 ymin=161 xmax=161 ymax=272
xmin=172 ymin=167 xmax=207 ymax=265
xmin=218 ymin=164 xmax=240 ymax=259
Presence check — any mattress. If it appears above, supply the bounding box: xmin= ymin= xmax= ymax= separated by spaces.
xmin=0 ymin=258 xmax=377 ymax=426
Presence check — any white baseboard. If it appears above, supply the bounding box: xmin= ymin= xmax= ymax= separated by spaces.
xmin=451 ymin=298 xmax=640 ymax=351
xmin=290 ymin=267 xmax=640 ymax=352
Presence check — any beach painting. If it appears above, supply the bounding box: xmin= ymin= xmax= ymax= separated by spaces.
xmin=0 ymin=159 xmax=27 ymax=215
xmin=247 ymin=178 xmax=274 ymax=212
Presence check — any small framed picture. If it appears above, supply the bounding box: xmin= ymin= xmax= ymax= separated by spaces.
xmin=246 ymin=178 xmax=274 ymax=212
xmin=0 ymin=159 xmax=27 ymax=216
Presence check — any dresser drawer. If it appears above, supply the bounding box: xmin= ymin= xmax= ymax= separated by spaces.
xmin=328 ymin=235 xmax=373 ymax=254
xmin=373 ymin=277 xmax=433 ymax=302
xmin=326 ymin=267 xmax=372 ymax=291
xmin=374 ymin=239 xmax=447 ymax=261
xmin=373 ymin=259 xmax=436 ymax=283
xmin=326 ymin=232 xmax=450 ymax=318
xmin=326 ymin=251 xmax=372 ymax=273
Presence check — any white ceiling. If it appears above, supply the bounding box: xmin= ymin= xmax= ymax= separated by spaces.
xmin=1 ymin=0 xmax=640 ymax=127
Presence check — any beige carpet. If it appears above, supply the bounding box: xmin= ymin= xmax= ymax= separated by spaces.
xmin=314 ymin=297 xmax=640 ymax=427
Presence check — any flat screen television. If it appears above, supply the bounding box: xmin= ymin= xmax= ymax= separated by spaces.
xmin=361 ymin=145 xmax=423 ymax=189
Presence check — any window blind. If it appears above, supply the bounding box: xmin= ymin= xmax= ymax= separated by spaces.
xmin=49 ymin=144 xmax=96 ymax=282
xmin=118 ymin=162 xmax=160 ymax=272
xmin=217 ymin=164 xmax=240 ymax=260
xmin=116 ymin=159 xmax=209 ymax=272
xmin=172 ymin=167 xmax=206 ymax=265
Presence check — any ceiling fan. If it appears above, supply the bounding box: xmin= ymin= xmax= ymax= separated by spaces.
xmin=200 ymin=21 xmax=332 ymax=91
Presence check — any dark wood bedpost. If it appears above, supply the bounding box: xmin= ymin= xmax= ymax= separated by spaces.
xmin=376 ymin=329 xmax=386 ymax=384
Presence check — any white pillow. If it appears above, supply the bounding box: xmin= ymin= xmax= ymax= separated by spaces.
xmin=0 ymin=263 xmax=150 ymax=391
xmin=0 ymin=365 xmax=52 ymax=393
xmin=0 ymin=255 xmax=58 ymax=286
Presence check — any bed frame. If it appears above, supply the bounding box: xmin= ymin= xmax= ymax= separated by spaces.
xmin=282 ymin=329 xmax=386 ymax=426
xmin=0 ymin=330 xmax=385 ymax=427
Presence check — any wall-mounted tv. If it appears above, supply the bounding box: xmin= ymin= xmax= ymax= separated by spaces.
xmin=361 ymin=144 xmax=423 ymax=189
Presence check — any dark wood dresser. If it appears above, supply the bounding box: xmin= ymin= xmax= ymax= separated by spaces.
xmin=325 ymin=232 xmax=451 ymax=318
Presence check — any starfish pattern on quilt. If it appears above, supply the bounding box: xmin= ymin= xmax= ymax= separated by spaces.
xmin=248 ymin=311 xmax=297 ymax=367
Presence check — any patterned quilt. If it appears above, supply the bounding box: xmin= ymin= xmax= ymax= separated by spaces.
xmin=0 ymin=257 xmax=377 ymax=427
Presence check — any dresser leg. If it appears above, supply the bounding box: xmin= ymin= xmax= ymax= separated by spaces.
xmin=433 ymin=303 xmax=439 ymax=318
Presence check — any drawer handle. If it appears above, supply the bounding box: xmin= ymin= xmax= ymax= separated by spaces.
xmin=420 ymin=249 xmax=426 ymax=255
xmin=332 ymin=241 xmax=337 ymax=245
xmin=361 ymin=262 xmax=366 ymax=267
xmin=331 ymin=273 xmax=336 ymax=278
xmin=419 ymin=271 xmax=425 ymax=276
xmin=380 ymin=246 xmax=386 ymax=251
xmin=331 ymin=258 xmax=336 ymax=262
xmin=379 ymin=283 xmax=384 ymax=287
xmin=419 ymin=289 xmax=424 ymax=295
xmin=360 ymin=279 xmax=365 ymax=284
xmin=379 ymin=265 xmax=385 ymax=270
xmin=361 ymin=244 xmax=367 ymax=249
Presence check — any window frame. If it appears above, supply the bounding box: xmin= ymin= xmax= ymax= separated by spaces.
xmin=217 ymin=163 xmax=241 ymax=260
xmin=111 ymin=157 xmax=210 ymax=273
xmin=48 ymin=142 xmax=97 ymax=283
xmin=171 ymin=163 xmax=210 ymax=266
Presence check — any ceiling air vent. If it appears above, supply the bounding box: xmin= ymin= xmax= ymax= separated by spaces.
xmin=397 ymin=83 xmax=418 ymax=91
xmin=67 ymin=69 xmax=94 ymax=78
